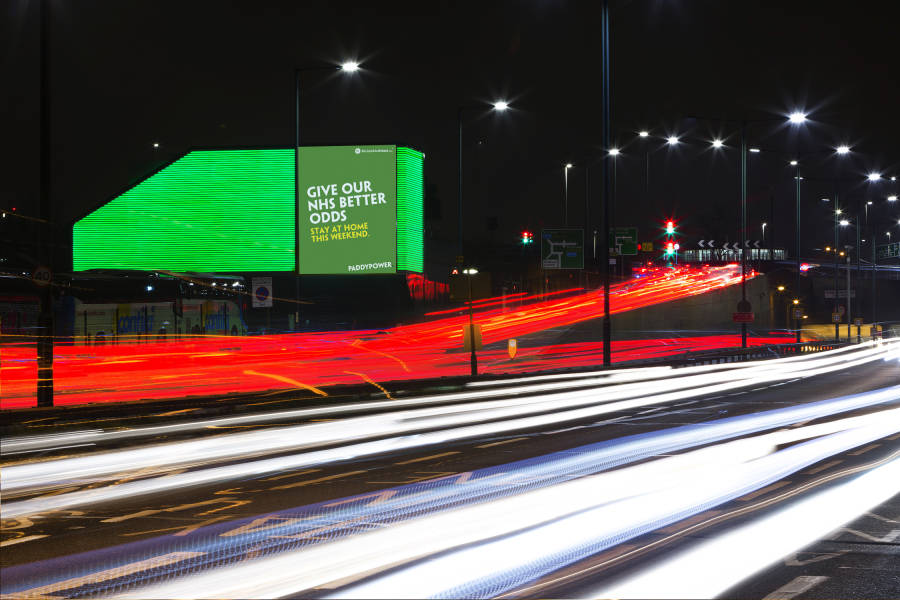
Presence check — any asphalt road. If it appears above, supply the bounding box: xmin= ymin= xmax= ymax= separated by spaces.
xmin=2 ymin=355 xmax=898 ymax=598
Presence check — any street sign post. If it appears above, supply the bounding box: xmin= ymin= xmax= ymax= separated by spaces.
xmin=609 ymin=227 xmax=638 ymax=256
xmin=541 ymin=229 xmax=584 ymax=269
xmin=251 ymin=277 xmax=273 ymax=308
xmin=831 ymin=312 xmax=842 ymax=323
xmin=876 ymin=242 xmax=899 ymax=260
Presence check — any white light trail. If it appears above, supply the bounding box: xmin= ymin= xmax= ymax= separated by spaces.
xmin=3 ymin=343 xmax=897 ymax=517
xmin=116 ymin=407 xmax=900 ymax=599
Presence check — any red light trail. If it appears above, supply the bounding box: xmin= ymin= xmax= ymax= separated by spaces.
xmin=1 ymin=265 xmax=787 ymax=409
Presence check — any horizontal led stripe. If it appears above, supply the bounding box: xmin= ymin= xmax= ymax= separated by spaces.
xmin=396 ymin=147 xmax=424 ymax=273
xmin=73 ymin=149 xmax=295 ymax=272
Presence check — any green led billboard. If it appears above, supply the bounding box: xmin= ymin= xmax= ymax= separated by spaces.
xmin=298 ymin=146 xmax=397 ymax=274
xmin=74 ymin=146 xmax=423 ymax=275
xmin=73 ymin=149 xmax=295 ymax=272
xmin=396 ymin=147 xmax=425 ymax=273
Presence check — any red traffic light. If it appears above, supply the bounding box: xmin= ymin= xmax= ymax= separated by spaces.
xmin=665 ymin=220 xmax=675 ymax=235
xmin=521 ymin=230 xmax=534 ymax=244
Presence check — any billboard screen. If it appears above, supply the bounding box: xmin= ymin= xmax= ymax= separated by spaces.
xmin=73 ymin=149 xmax=295 ymax=272
xmin=298 ymin=145 xmax=397 ymax=275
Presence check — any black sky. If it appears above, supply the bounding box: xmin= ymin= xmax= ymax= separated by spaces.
xmin=4 ymin=0 xmax=899 ymax=256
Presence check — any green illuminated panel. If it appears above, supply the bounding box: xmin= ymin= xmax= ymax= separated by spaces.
xmin=396 ymin=147 xmax=424 ymax=273
xmin=73 ymin=149 xmax=295 ymax=272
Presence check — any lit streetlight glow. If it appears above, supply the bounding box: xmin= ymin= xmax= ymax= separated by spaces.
xmin=492 ymin=100 xmax=509 ymax=111
xmin=868 ymin=172 xmax=882 ymax=182
xmin=790 ymin=160 xmax=798 ymax=166
xmin=749 ymin=148 xmax=760 ymax=153
xmin=565 ymin=163 xmax=573 ymax=169
xmin=609 ymin=148 xmax=620 ymax=156
xmin=667 ymin=136 xmax=679 ymax=145
xmin=836 ymin=145 xmax=850 ymax=155
xmin=889 ymin=195 xmax=898 ymax=202
xmin=839 ymin=219 xmax=850 ymax=226
xmin=638 ymin=130 xmax=649 ymax=137
xmin=340 ymin=61 xmax=360 ymax=72
xmin=711 ymin=139 xmax=724 ymax=148
xmin=788 ymin=111 xmax=807 ymax=124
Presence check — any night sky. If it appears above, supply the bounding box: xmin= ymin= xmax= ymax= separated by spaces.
xmin=5 ymin=0 xmax=899 ymax=260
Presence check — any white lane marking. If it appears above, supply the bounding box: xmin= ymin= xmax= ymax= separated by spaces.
xmin=762 ymin=575 xmax=828 ymax=600
xmin=784 ymin=551 xmax=846 ymax=566
xmin=838 ymin=527 xmax=900 ymax=543
xmin=865 ymin=512 xmax=899 ymax=523
xmin=8 ymin=551 xmax=205 ymax=598
xmin=0 ymin=534 xmax=49 ymax=547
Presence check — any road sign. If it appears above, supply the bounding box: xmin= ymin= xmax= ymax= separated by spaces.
xmin=824 ymin=289 xmax=856 ymax=299
xmin=854 ymin=317 xmax=864 ymax=326
xmin=609 ymin=227 xmax=638 ymax=255
xmin=541 ymin=228 xmax=584 ymax=269
xmin=251 ymin=276 xmax=273 ymax=308
xmin=792 ymin=307 xmax=804 ymax=319
xmin=32 ymin=265 xmax=52 ymax=287
xmin=876 ymin=242 xmax=899 ymax=260
xmin=507 ymin=338 xmax=517 ymax=359
xmin=831 ymin=312 xmax=842 ymax=323
xmin=641 ymin=241 xmax=654 ymax=252
xmin=732 ymin=312 xmax=754 ymax=323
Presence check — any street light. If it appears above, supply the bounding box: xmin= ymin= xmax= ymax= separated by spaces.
xmin=789 ymin=160 xmax=798 ymax=166
xmin=458 ymin=100 xmax=510 ymax=256
xmin=840 ymin=219 xmax=850 ymax=227
xmin=711 ymin=139 xmax=724 ymax=148
xmin=666 ymin=136 xmax=679 ymax=145
xmin=868 ymin=172 xmax=882 ymax=182
xmin=788 ymin=111 xmax=808 ymax=124
xmin=463 ymin=267 xmax=479 ymax=377
xmin=295 ymin=59 xmax=361 ymax=326
xmin=608 ymin=148 xmax=620 ymax=156
xmin=638 ymin=130 xmax=649 ymax=138
xmin=888 ymin=195 xmax=897 ymax=202
xmin=749 ymin=147 xmax=761 ymax=153
xmin=564 ymin=163 xmax=574 ymax=225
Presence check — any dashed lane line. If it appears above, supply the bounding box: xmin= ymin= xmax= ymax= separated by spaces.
xmin=761 ymin=575 xmax=829 ymax=600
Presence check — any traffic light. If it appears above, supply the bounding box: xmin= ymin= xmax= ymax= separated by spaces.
xmin=521 ymin=230 xmax=533 ymax=245
xmin=666 ymin=241 xmax=675 ymax=255
xmin=665 ymin=220 xmax=675 ymax=235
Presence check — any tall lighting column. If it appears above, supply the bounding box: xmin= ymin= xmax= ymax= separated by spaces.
xmin=600 ymin=0 xmax=612 ymax=366
xmin=295 ymin=60 xmax=360 ymax=328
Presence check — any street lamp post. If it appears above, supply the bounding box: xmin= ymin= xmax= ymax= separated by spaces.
xmin=834 ymin=207 xmax=841 ymax=341
xmin=600 ymin=0 xmax=612 ymax=366
xmin=564 ymin=163 xmax=573 ymax=225
xmin=295 ymin=61 xmax=360 ymax=328
xmin=457 ymin=101 xmax=509 ymax=258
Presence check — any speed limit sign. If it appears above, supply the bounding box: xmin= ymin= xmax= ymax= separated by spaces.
xmin=32 ymin=266 xmax=52 ymax=287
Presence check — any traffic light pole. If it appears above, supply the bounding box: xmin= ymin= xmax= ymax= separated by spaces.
xmin=795 ymin=165 xmax=802 ymax=344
